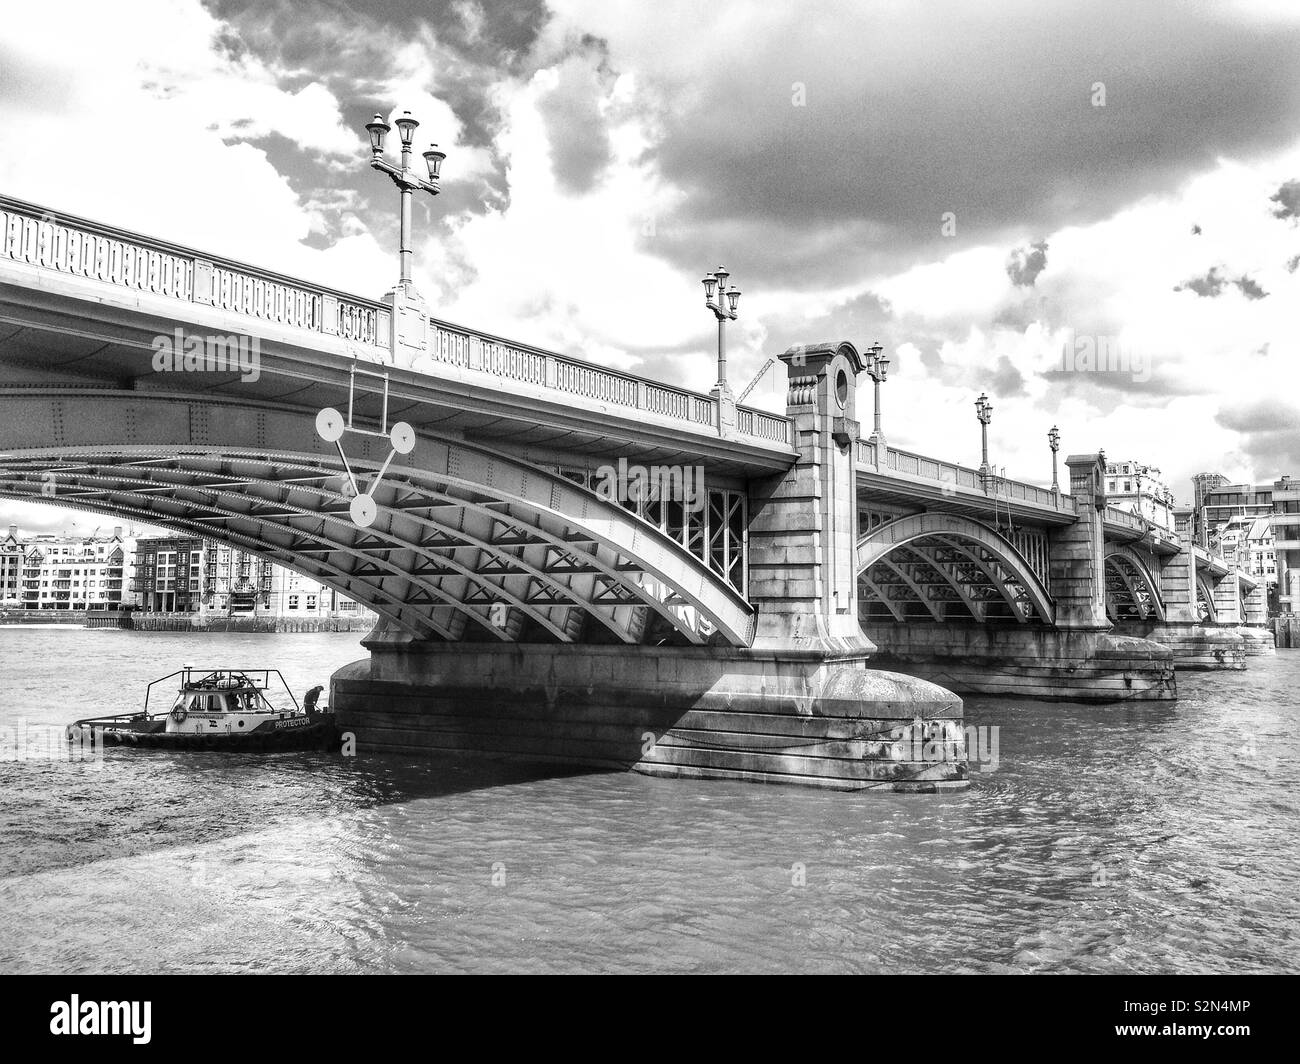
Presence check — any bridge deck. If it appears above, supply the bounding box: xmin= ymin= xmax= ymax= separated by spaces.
xmin=0 ymin=194 xmax=795 ymax=479
xmin=855 ymin=437 xmax=1077 ymax=527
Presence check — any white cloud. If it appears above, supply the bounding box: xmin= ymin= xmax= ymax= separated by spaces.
xmin=1 ymin=0 xmax=1297 ymax=528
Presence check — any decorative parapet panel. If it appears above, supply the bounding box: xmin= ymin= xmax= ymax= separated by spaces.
xmin=857 ymin=438 xmax=1075 ymax=515
xmin=428 ymin=317 xmax=789 ymax=446
xmin=0 ymin=196 xmax=387 ymax=350
xmin=1103 ymin=505 xmax=1183 ymax=551
xmin=0 ymin=194 xmax=792 ymax=449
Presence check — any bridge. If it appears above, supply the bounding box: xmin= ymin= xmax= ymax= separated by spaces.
xmin=0 ymin=194 xmax=1272 ymax=791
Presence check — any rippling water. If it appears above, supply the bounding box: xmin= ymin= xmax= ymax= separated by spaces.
xmin=0 ymin=627 xmax=1296 ymax=973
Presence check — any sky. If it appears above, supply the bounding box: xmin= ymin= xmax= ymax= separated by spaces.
xmin=1 ymin=0 xmax=1299 ymax=536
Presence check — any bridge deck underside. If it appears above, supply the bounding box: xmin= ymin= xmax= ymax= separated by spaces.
xmin=0 ymin=393 xmax=756 ymax=646
xmin=856 ymin=515 xmax=1055 ymax=626
xmin=1104 ymin=549 xmax=1167 ymax=625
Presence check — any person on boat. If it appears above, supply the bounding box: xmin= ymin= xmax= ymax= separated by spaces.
xmin=303 ymin=685 xmax=324 ymax=717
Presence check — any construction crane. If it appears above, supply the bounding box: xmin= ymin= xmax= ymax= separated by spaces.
xmin=736 ymin=357 xmax=777 ymax=404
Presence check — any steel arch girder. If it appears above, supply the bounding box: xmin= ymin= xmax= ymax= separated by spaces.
xmin=9 ymin=459 xmax=582 ymax=643
xmin=859 ymin=572 xmax=907 ymax=621
xmin=877 ymin=557 xmax=949 ymax=622
xmin=1104 ymin=559 xmax=1147 ymax=621
xmin=24 ymin=452 xmax=629 ymax=641
xmin=0 ymin=390 xmax=756 ymax=645
xmin=857 ymin=512 xmax=1054 ymax=624
xmin=933 ymin=535 xmax=1033 ymax=622
xmin=1104 ymin=546 xmax=1166 ymax=623
xmin=883 ymin=551 xmax=978 ymax=621
xmin=0 ymin=482 xmax=449 ymax=639
xmin=6 ymin=452 xmax=697 ymax=644
xmin=10 ymin=474 xmax=516 ymax=640
xmin=1196 ymin=574 xmax=1219 ymax=624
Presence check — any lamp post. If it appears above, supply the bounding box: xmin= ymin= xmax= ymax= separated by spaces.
xmin=864 ymin=341 xmax=890 ymax=445
xmin=702 ymin=265 xmax=741 ymax=391
xmin=1048 ymin=424 xmax=1060 ymax=497
xmin=975 ymin=392 xmax=993 ymax=489
xmin=364 ymin=110 xmax=446 ymax=296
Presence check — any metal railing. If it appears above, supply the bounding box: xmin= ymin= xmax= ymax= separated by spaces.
xmin=0 ymin=194 xmax=792 ymax=448
xmin=0 ymin=196 xmax=387 ymax=347
xmin=857 ymin=438 xmax=1075 ymax=512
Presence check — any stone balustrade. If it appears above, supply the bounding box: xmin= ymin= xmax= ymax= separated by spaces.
xmin=0 ymin=195 xmax=790 ymax=448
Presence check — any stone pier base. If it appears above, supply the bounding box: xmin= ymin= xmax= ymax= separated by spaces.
xmin=1240 ymin=627 xmax=1277 ymax=656
xmin=330 ymin=641 xmax=969 ymax=792
xmin=1131 ymin=623 xmax=1247 ymax=670
xmin=860 ymin=623 xmax=1176 ymax=701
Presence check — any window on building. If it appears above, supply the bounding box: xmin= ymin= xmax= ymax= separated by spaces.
xmin=288 ymin=595 xmax=299 ymax=610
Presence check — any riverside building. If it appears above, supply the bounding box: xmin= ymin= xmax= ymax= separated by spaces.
xmin=1105 ymin=460 xmax=1175 ymax=530
xmin=132 ymin=534 xmax=373 ymax=625
xmin=13 ymin=528 xmax=132 ymax=612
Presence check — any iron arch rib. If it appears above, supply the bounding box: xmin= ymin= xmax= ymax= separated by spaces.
xmin=0 ymin=390 xmax=756 ymax=645
xmin=856 ymin=512 xmax=1055 ymax=625
xmin=1104 ymin=547 xmax=1167 ymax=624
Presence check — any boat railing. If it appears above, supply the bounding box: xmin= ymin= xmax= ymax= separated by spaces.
xmin=143 ymin=668 xmax=300 ymax=715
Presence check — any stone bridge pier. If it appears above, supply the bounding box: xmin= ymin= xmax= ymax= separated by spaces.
xmin=1132 ymin=542 xmax=1247 ymax=670
xmin=860 ymin=452 xmax=1175 ymax=701
xmin=1240 ymin=584 xmax=1276 ymax=655
xmin=334 ymin=341 xmax=968 ymax=792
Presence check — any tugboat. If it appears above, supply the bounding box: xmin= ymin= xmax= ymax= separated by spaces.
xmin=66 ymin=667 xmax=337 ymax=750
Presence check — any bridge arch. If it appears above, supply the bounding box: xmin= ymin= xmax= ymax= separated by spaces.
xmin=856 ymin=512 xmax=1054 ymax=624
xmin=1196 ymin=574 xmax=1219 ymax=624
xmin=1103 ymin=546 xmax=1166 ymax=624
xmin=0 ymin=390 xmax=755 ymax=646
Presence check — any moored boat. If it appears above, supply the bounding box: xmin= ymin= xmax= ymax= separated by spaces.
xmin=66 ymin=667 xmax=337 ymax=751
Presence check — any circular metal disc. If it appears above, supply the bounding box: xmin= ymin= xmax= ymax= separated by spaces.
xmin=349 ymin=493 xmax=377 ymax=527
xmin=315 ymin=407 xmax=345 ymax=443
xmin=390 ymin=421 xmax=416 ymax=455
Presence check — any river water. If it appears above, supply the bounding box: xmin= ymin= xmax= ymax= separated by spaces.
xmin=0 ymin=627 xmax=1295 ymax=974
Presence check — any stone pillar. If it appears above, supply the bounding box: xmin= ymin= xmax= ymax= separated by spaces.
xmin=746 ymin=341 xmax=872 ymax=655
xmin=1140 ymin=542 xmax=1246 ymax=669
xmin=710 ymin=382 xmax=737 ymax=439
xmin=1048 ymin=454 xmax=1110 ymax=629
xmin=1243 ymin=583 xmax=1267 ymax=625
xmin=1240 ymin=583 xmax=1275 ymax=655
xmin=1210 ymin=571 xmax=1241 ymax=625
xmin=383 ymin=284 xmax=429 ymax=367
xmin=1158 ymin=541 xmax=1200 ymax=624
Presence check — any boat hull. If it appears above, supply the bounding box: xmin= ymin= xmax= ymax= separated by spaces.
xmin=70 ymin=717 xmax=339 ymax=752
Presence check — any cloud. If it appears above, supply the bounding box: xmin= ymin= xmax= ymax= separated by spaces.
xmin=1174 ymin=267 xmax=1268 ymax=299
xmin=552 ymin=0 xmax=1300 ymax=290
xmin=1234 ymin=275 xmax=1268 ymax=299
xmin=535 ymin=47 xmax=616 ymax=194
xmin=2 ymin=0 xmax=1299 ymax=519
xmin=1218 ymin=398 xmax=1300 ymax=433
xmin=1006 ymin=241 xmax=1049 ymax=287
xmin=1176 ymin=267 xmax=1230 ymax=297
xmin=1270 ymin=178 xmax=1300 ymax=219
